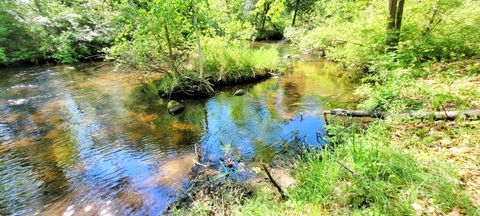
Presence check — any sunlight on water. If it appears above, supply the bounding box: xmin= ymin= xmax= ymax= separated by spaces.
xmin=0 ymin=44 xmax=356 ymax=215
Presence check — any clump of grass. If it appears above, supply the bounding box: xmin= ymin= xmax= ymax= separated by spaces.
xmin=153 ymin=38 xmax=281 ymax=98
xmin=171 ymin=175 xmax=253 ymax=216
xmin=202 ymin=38 xmax=280 ymax=84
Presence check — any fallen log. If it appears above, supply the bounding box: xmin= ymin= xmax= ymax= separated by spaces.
xmin=323 ymin=109 xmax=480 ymax=121
xmin=323 ymin=109 xmax=386 ymax=119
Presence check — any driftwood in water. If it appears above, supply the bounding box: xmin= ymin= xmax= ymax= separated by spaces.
xmin=323 ymin=109 xmax=480 ymax=121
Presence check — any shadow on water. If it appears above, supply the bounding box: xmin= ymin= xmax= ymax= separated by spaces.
xmin=0 ymin=44 xmax=356 ymax=215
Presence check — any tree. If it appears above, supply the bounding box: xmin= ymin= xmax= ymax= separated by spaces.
xmin=0 ymin=0 xmax=119 ymax=65
xmin=385 ymin=0 xmax=405 ymax=50
xmin=253 ymin=0 xmax=287 ymax=39
xmin=291 ymin=0 xmax=300 ymax=26
xmin=285 ymin=0 xmax=317 ymax=27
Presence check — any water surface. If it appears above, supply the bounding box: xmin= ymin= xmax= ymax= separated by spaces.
xmin=0 ymin=44 xmax=356 ymax=215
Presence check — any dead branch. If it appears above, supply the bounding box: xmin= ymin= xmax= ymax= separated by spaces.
xmin=323 ymin=109 xmax=386 ymax=119
xmin=333 ymin=160 xmax=360 ymax=178
xmin=323 ymin=109 xmax=480 ymax=121
xmin=334 ymin=39 xmax=366 ymax=47
xmin=261 ymin=163 xmax=287 ymax=200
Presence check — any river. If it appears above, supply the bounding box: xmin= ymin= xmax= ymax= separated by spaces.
xmin=0 ymin=43 xmax=356 ymax=215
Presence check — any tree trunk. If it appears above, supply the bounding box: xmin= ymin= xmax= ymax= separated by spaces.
xmin=192 ymin=0 xmax=204 ymax=78
xmin=324 ymin=109 xmax=387 ymax=119
xmin=424 ymin=0 xmax=440 ymax=35
xmin=163 ymin=18 xmax=178 ymax=74
xmin=261 ymin=3 xmax=271 ymax=33
xmin=395 ymin=0 xmax=405 ymax=30
xmin=292 ymin=0 xmax=300 ymax=26
xmin=323 ymin=109 xmax=480 ymax=121
xmin=385 ymin=0 xmax=405 ymax=50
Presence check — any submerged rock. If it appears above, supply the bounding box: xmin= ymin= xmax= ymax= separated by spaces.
xmin=167 ymin=100 xmax=184 ymax=114
xmin=234 ymin=89 xmax=245 ymax=96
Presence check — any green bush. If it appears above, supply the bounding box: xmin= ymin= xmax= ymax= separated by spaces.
xmin=0 ymin=0 xmax=118 ymax=65
xmin=0 ymin=48 xmax=6 ymax=64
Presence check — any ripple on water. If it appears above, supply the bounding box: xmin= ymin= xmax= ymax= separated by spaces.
xmin=9 ymin=84 xmax=38 ymax=89
xmin=0 ymin=49 xmax=357 ymax=215
xmin=7 ymin=99 xmax=28 ymax=106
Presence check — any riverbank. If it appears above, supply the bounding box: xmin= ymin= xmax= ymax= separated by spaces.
xmin=169 ymin=57 xmax=479 ymax=215
xmin=167 ymin=0 xmax=480 ymax=214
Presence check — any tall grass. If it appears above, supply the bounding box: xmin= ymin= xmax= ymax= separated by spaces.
xmin=201 ymin=38 xmax=280 ymax=83
xmin=234 ymin=120 xmax=477 ymax=215
xmin=154 ymin=38 xmax=281 ymax=97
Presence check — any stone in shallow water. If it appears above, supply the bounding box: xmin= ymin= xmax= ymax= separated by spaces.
xmin=167 ymin=100 xmax=184 ymax=114
xmin=234 ymin=89 xmax=245 ymax=96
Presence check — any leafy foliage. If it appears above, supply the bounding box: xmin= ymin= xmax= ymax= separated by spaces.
xmin=286 ymin=0 xmax=480 ymax=74
xmin=0 ymin=0 xmax=119 ymax=65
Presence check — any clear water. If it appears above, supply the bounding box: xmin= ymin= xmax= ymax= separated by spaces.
xmin=0 ymin=44 xmax=356 ymax=215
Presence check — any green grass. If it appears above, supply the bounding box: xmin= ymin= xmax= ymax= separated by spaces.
xmin=232 ymin=120 xmax=478 ymax=215
xmin=153 ymin=39 xmax=281 ymax=97
xmin=202 ymin=38 xmax=280 ymax=84
xmin=356 ymin=59 xmax=480 ymax=113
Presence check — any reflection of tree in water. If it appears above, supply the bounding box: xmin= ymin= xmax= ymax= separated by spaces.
xmin=123 ymin=86 xmax=205 ymax=150
xmin=281 ymin=80 xmax=305 ymax=114
xmin=0 ymin=103 xmax=73 ymax=215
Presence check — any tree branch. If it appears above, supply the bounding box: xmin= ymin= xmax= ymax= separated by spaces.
xmin=261 ymin=163 xmax=287 ymax=200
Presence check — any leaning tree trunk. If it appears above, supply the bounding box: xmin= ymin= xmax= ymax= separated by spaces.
xmin=163 ymin=17 xmax=178 ymax=75
xmin=385 ymin=0 xmax=405 ymax=50
xmin=292 ymin=0 xmax=301 ymax=26
xmin=261 ymin=2 xmax=271 ymax=33
xmin=424 ymin=0 xmax=439 ymax=35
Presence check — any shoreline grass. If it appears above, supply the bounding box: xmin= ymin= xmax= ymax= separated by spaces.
xmin=150 ymin=40 xmax=282 ymax=98
xmin=234 ymin=118 xmax=478 ymax=215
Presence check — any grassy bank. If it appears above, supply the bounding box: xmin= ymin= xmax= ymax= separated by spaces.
xmin=144 ymin=40 xmax=282 ymax=98
xmin=174 ymin=59 xmax=480 ymax=215
xmin=236 ymin=117 xmax=479 ymax=215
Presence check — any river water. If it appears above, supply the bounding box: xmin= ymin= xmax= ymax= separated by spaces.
xmin=0 ymin=43 xmax=356 ymax=215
